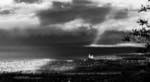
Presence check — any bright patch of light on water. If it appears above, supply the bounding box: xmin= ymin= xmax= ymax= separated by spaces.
xmin=0 ymin=59 xmax=52 ymax=73
xmin=95 ymin=56 xmax=123 ymax=60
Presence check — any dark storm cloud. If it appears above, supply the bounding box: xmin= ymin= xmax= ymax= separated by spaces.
xmin=72 ymin=0 xmax=92 ymax=6
xmin=97 ymin=31 xmax=124 ymax=44
xmin=0 ymin=27 xmax=97 ymax=46
xmin=114 ymin=10 xmax=129 ymax=19
xmin=52 ymin=2 xmax=71 ymax=9
xmin=14 ymin=0 xmax=41 ymax=4
xmin=52 ymin=0 xmax=93 ymax=9
xmin=18 ymin=27 xmax=97 ymax=46
xmin=36 ymin=2 xmax=111 ymax=25
xmin=0 ymin=9 xmax=13 ymax=15
xmin=0 ymin=0 xmax=132 ymax=46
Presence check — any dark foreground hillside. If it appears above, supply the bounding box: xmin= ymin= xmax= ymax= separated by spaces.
xmin=0 ymin=53 xmax=150 ymax=82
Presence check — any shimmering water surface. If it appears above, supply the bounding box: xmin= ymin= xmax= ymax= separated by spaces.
xmin=0 ymin=59 xmax=52 ymax=73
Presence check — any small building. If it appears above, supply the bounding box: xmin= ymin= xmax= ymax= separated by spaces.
xmin=88 ymin=54 xmax=94 ymax=59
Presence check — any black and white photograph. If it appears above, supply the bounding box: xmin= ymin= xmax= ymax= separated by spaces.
xmin=0 ymin=0 xmax=149 ymax=82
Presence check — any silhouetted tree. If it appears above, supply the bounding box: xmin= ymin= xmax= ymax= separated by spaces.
xmin=123 ymin=0 xmax=150 ymax=53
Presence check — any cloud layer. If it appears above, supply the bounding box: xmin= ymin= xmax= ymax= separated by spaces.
xmin=0 ymin=0 xmax=148 ymax=45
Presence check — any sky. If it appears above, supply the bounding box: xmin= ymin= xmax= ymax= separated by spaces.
xmin=0 ymin=0 xmax=148 ymax=46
